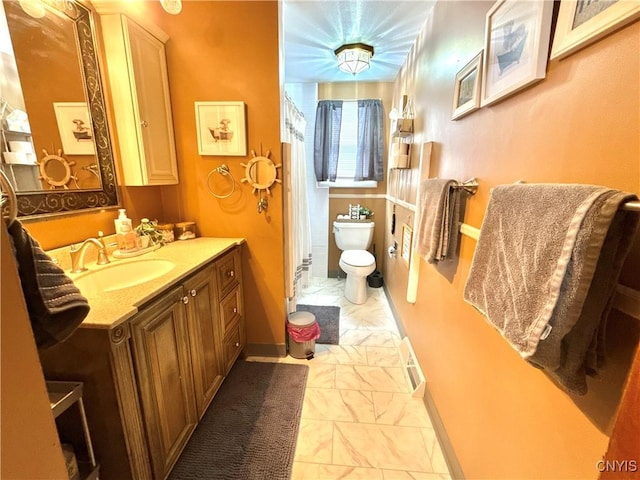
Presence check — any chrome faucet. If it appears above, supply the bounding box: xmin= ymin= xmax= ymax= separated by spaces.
xmin=70 ymin=237 xmax=110 ymax=273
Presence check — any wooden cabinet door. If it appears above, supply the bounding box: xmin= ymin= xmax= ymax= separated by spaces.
xmin=130 ymin=286 xmax=196 ymax=479
xmin=183 ymin=266 xmax=224 ymax=419
xmin=126 ymin=18 xmax=178 ymax=185
xmin=100 ymin=13 xmax=178 ymax=186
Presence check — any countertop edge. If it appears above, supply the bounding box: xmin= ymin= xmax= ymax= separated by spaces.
xmin=74 ymin=237 xmax=246 ymax=330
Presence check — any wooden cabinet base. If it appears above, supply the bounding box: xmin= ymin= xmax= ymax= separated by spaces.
xmin=39 ymin=246 xmax=245 ymax=480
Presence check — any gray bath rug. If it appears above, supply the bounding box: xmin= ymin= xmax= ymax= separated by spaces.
xmin=168 ymin=360 xmax=308 ymax=480
xmin=296 ymin=304 xmax=340 ymax=345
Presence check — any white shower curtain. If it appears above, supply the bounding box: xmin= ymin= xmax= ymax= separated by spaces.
xmin=284 ymin=94 xmax=312 ymax=313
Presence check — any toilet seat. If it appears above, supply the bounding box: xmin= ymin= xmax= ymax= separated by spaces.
xmin=340 ymin=250 xmax=375 ymax=267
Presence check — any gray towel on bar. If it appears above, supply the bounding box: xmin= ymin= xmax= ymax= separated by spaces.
xmin=7 ymin=220 xmax=90 ymax=349
xmin=415 ymin=178 xmax=461 ymax=263
xmin=463 ymin=184 xmax=639 ymax=395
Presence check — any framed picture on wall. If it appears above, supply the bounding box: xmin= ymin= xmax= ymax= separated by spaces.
xmin=401 ymin=224 xmax=413 ymax=265
xmin=195 ymin=101 xmax=247 ymax=156
xmin=452 ymin=51 xmax=483 ymax=120
xmin=551 ymin=0 xmax=640 ymax=60
xmin=480 ymin=0 xmax=554 ymax=107
xmin=53 ymin=102 xmax=95 ymax=155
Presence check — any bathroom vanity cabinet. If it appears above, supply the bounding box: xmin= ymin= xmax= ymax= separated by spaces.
xmin=99 ymin=12 xmax=179 ymax=186
xmin=39 ymin=243 xmax=245 ymax=480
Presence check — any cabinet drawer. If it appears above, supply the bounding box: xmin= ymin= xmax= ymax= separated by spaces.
xmin=220 ymin=288 xmax=242 ymax=337
xmin=223 ymin=324 xmax=243 ymax=372
xmin=215 ymin=250 xmax=240 ymax=298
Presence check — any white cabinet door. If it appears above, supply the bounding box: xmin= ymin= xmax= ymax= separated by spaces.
xmin=101 ymin=14 xmax=179 ymax=186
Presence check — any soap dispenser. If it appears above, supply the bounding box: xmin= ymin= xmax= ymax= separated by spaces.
xmin=114 ymin=209 xmax=137 ymax=251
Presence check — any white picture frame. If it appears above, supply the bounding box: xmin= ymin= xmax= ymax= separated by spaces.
xmin=480 ymin=0 xmax=554 ymax=107
xmin=401 ymin=224 xmax=413 ymax=265
xmin=551 ymin=0 xmax=640 ymax=60
xmin=452 ymin=51 xmax=483 ymax=120
xmin=195 ymin=101 xmax=247 ymax=156
xmin=53 ymin=102 xmax=95 ymax=155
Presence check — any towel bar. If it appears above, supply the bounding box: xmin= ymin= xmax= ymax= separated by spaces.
xmin=622 ymin=200 xmax=640 ymax=212
xmin=460 ymin=199 xmax=638 ymax=241
xmin=451 ymin=177 xmax=479 ymax=196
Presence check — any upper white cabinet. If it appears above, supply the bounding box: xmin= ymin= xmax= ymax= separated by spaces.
xmin=100 ymin=13 xmax=179 ymax=185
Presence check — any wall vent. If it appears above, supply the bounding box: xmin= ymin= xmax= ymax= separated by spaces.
xmin=399 ymin=336 xmax=426 ymax=398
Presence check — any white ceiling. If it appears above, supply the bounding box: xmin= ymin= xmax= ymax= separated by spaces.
xmin=282 ymin=0 xmax=435 ymax=84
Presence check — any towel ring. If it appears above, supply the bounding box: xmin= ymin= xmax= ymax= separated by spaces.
xmin=207 ymin=164 xmax=236 ymax=199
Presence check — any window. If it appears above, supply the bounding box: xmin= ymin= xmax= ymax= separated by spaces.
xmin=319 ymin=102 xmax=376 ymax=187
xmin=314 ymin=99 xmax=383 ymax=187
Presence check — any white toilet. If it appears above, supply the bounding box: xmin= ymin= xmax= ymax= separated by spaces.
xmin=333 ymin=221 xmax=376 ymax=304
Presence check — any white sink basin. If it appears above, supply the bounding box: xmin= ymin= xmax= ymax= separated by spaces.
xmin=74 ymin=259 xmax=175 ymax=295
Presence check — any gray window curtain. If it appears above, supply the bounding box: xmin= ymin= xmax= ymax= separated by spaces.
xmin=313 ymin=100 xmax=343 ymax=182
xmin=355 ymin=99 xmax=384 ymax=181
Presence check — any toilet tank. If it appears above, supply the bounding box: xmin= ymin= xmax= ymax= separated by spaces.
xmin=333 ymin=221 xmax=375 ymax=250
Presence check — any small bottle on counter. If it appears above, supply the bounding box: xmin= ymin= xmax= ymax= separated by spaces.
xmin=114 ymin=209 xmax=138 ymax=252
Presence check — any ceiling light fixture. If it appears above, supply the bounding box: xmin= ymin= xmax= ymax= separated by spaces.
xmin=160 ymin=0 xmax=182 ymax=15
xmin=334 ymin=43 xmax=374 ymax=76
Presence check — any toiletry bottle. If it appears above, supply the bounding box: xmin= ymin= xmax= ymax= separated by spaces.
xmin=114 ymin=209 xmax=138 ymax=252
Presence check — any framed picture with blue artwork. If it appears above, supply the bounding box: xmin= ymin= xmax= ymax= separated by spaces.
xmin=480 ymin=0 xmax=554 ymax=107
xmin=452 ymin=51 xmax=483 ymax=120
xmin=551 ymin=0 xmax=640 ymax=60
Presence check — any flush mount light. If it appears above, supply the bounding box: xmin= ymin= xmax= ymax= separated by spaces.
xmin=160 ymin=0 xmax=182 ymax=14
xmin=334 ymin=43 xmax=374 ymax=75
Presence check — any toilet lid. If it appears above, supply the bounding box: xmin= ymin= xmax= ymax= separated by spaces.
xmin=341 ymin=250 xmax=375 ymax=267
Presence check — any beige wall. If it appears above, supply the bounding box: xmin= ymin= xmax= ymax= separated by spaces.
xmin=383 ymin=1 xmax=640 ymax=479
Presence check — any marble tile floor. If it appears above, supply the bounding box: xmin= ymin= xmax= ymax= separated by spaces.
xmin=246 ymin=277 xmax=451 ymax=480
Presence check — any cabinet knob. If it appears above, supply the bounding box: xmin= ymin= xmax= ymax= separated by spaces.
xmin=227 ymin=270 xmax=235 ymax=278
xmin=190 ymin=289 xmax=197 ymax=297
xmin=140 ymin=120 xmax=149 ymax=128
xmin=233 ymin=307 xmax=237 ymax=314
xmin=181 ymin=296 xmax=189 ymax=304
xmin=234 ymin=342 xmax=240 ymax=348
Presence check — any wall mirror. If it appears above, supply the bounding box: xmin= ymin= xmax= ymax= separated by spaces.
xmin=0 ymin=0 xmax=118 ymax=217
xmin=241 ymin=153 xmax=281 ymax=195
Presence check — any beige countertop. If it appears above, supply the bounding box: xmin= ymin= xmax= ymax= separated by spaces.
xmin=67 ymin=237 xmax=245 ymax=329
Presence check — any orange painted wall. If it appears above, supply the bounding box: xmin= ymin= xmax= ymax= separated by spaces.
xmin=1 ymin=227 xmax=68 ymax=479
xmin=131 ymin=1 xmax=285 ymax=349
xmin=23 ymin=2 xmax=284 ymax=348
xmin=383 ymin=1 xmax=639 ymax=479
